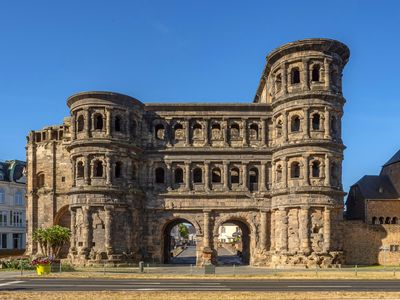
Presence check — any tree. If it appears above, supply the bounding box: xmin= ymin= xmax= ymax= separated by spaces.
xmin=33 ymin=225 xmax=71 ymax=258
xmin=178 ymin=223 xmax=189 ymax=240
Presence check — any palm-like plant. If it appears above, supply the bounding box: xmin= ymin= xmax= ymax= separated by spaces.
xmin=33 ymin=225 xmax=71 ymax=258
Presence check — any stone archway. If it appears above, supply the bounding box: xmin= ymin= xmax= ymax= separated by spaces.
xmin=214 ymin=218 xmax=253 ymax=265
xmin=54 ymin=205 xmax=71 ymax=259
xmin=162 ymin=218 xmax=199 ymax=264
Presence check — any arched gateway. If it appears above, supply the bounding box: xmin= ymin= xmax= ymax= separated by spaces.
xmin=25 ymin=38 xmax=349 ymax=268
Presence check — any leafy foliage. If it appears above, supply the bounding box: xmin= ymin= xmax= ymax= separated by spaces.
xmin=178 ymin=223 xmax=189 ymax=239
xmin=33 ymin=225 xmax=71 ymax=258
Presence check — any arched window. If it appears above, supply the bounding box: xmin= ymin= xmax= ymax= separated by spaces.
xmin=77 ymin=115 xmax=84 ymax=132
xmin=0 ymin=189 xmax=5 ymax=204
xmin=212 ymin=168 xmax=221 ymax=183
xmin=230 ymin=123 xmax=240 ymax=139
xmin=312 ymin=65 xmax=320 ymax=82
xmin=330 ymin=116 xmax=338 ymax=136
xmin=77 ymin=161 xmax=84 ymax=178
xmin=291 ymin=115 xmax=300 ymax=132
xmin=193 ymin=168 xmax=202 ymax=183
xmin=174 ymin=123 xmax=184 ymax=140
xmin=130 ymin=120 xmax=137 ymax=138
xmin=115 ymin=161 xmax=122 ymax=178
xmin=276 ymin=165 xmax=282 ymax=182
xmin=114 ymin=115 xmax=122 ymax=132
xmin=94 ymin=114 xmax=104 ymax=130
xmin=211 ymin=123 xmax=222 ymax=140
xmin=385 ymin=217 xmax=391 ymax=224
xmin=93 ymin=161 xmax=104 ymax=177
xmin=155 ymin=167 xmax=165 ymax=184
xmin=275 ymin=73 xmax=282 ymax=92
xmin=311 ymin=161 xmax=320 ymax=178
xmin=330 ymin=162 xmax=338 ymax=182
xmin=291 ymin=68 xmax=300 ymax=84
xmin=155 ymin=124 xmax=165 ymax=140
xmin=37 ymin=173 xmax=45 ymax=188
xmin=249 ymin=167 xmax=258 ymax=192
xmin=276 ymin=120 xmax=283 ymax=137
xmin=132 ymin=164 xmax=137 ymax=181
xmin=192 ymin=123 xmax=203 ymax=139
xmin=372 ymin=217 xmax=378 ymax=225
xmin=15 ymin=191 xmax=23 ymax=206
xmin=174 ymin=168 xmax=183 ymax=183
xmin=249 ymin=124 xmax=259 ymax=140
xmin=392 ymin=217 xmax=398 ymax=224
xmin=230 ymin=167 xmax=240 ymax=184
xmin=379 ymin=217 xmax=384 ymax=224
xmin=291 ymin=162 xmax=300 ymax=178
xmin=312 ymin=113 xmax=320 ymax=130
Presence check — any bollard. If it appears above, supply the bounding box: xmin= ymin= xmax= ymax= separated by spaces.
xmin=190 ymin=264 xmax=193 ymax=276
xmin=59 ymin=261 xmax=62 ymax=273
xmin=139 ymin=261 xmax=144 ymax=273
xmin=103 ymin=263 xmax=106 ymax=275
xmin=20 ymin=260 xmax=23 ymax=276
xmin=233 ymin=264 xmax=236 ymax=276
xmin=394 ymin=267 xmax=396 ymax=277
xmin=355 ymin=265 xmax=358 ymax=276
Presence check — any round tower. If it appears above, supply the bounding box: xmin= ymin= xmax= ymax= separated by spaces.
xmin=66 ymin=91 xmax=145 ymax=265
xmin=265 ymin=39 xmax=350 ymax=267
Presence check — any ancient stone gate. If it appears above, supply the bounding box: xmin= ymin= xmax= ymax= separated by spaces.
xmin=25 ymin=38 xmax=349 ymax=267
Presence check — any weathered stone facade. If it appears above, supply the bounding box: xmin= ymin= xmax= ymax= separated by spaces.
xmin=25 ymin=38 xmax=349 ymax=267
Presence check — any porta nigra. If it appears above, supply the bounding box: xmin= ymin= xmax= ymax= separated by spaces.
xmin=25 ymin=38 xmax=350 ymax=267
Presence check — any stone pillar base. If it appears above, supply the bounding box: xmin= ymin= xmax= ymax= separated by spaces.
xmin=270 ymin=251 xmax=344 ymax=268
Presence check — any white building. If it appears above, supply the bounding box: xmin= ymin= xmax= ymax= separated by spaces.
xmin=218 ymin=223 xmax=241 ymax=243
xmin=0 ymin=160 xmax=26 ymax=256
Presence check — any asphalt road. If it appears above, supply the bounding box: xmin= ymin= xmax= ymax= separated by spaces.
xmin=170 ymin=245 xmax=243 ymax=265
xmin=2 ymin=278 xmax=400 ymax=292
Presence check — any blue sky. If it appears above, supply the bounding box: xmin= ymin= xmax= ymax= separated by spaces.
xmin=0 ymin=0 xmax=399 ymax=195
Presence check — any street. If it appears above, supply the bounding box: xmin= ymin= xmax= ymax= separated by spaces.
xmin=170 ymin=245 xmax=243 ymax=265
xmin=1 ymin=278 xmax=400 ymax=292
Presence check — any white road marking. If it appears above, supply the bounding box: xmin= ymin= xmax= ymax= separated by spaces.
xmin=0 ymin=280 xmax=25 ymax=287
xmin=288 ymin=285 xmax=352 ymax=288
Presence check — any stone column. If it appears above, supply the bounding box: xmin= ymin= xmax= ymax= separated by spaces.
xmin=303 ymin=108 xmax=310 ymax=138
xmin=71 ymin=114 xmax=76 ymax=140
xmin=261 ymin=119 xmax=267 ymax=146
xmin=185 ymin=162 xmax=191 ymax=191
xmin=323 ymin=206 xmax=331 ymax=253
xmin=270 ymin=210 xmax=276 ymax=251
xmin=223 ymin=161 xmax=229 ymax=191
xmin=260 ymin=210 xmax=268 ymax=251
xmin=324 ymin=154 xmax=331 ymax=186
xmin=299 ymin=206 xmax=310 ymax=254
xmin=69 ymin=207 xmax=76 ymax=252
xmin=85 ymin=110 xmax=90 ymax=138
xmin=84 ymin=156 xmax=90 ymax=185
xmin=166 ymin=162 xmax=172 ymax=189
xmin=105 ymin=108 xmax=111 ymax=137
xmin=203 ymin=211 xmax=211 ymax=248
xmin=302 ymin=59 xmax=310 ymax=91
xmin=283 ymin=112 xmax=288 ymax=142
xmin=185 ymin=119 xmax=190 ymax=146
xmin=242 ymin=163 xmax=248 ymax=191
xmin=242 ymin=119 xmax=248 ymax=146
xmin=81 ymin=206 xmax=91 ymax=255
xmin=302 ymin=155 xmax=310 ymax=186
xmin=104 ymin=205 xmax=113 ymax=255
xmin=223 ymin=120 xmax=228 ymax=146
xmin=203 ymin=119 xmax=209 ymax=146
xmin=282 ymin=158 xmax=288 ymax=188
xmin=105 ymin=155 xmax=112 ymax=185
xmin=281 ymin=62 xmax=287 ymax=95
xmin=260 ymin=162 xmax=266 ymax=192
xmin=324 ymin=108 xmax=331 ymax=139
xmin=125 ymin=110 xmax=130 ymax=138
xmin=277 ymin=208 xmax=288 ymax=252
xmin=71 ymin=157 xmax=77 ymax=187
xmin=324 ymin=58 xmax=332 ymax=91
xmin=204 ymin=161 xmax=210 ymax=191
